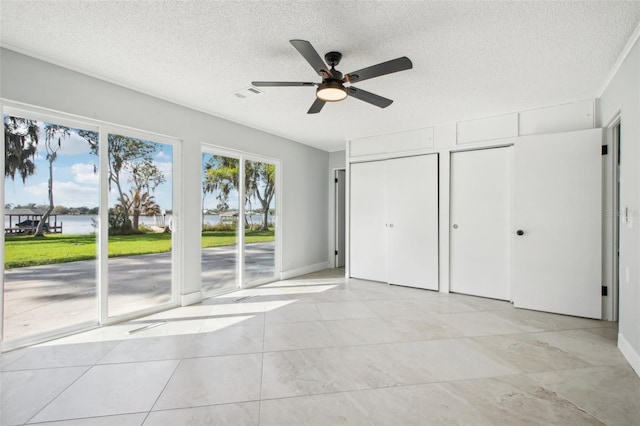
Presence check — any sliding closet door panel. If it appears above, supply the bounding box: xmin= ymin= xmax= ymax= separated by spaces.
xmin=513 ymin=129 xmax=602 ymax=319
xmin=450 ymin=147 xmax=511 ymax=300
xmin=350 ymin=161 xmax=387 ymax=282
xmin=387 ymin=155 xmax=439 ymax=290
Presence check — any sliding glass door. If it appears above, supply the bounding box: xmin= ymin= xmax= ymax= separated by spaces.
xmin=107 ymin=132 xmax=175 ymax=318
xmin=243 ymin=159 xmax=276 ymax=286
xmin=201 ymin=148 xmax=278 ymax=295
xmin=1 ymin=107 xmax=180 ymax=349
xmin=3 ymin=110 xmax=100 ymax=344
xmin=201 ymin=153 xmax=240 ymax=295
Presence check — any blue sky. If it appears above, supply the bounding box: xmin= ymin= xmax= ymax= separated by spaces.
xmin=4 ymin=119 xmax=173 ymax=210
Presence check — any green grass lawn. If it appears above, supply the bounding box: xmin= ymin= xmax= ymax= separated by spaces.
xmin=4 ymin=229 xmax=274 ymax=269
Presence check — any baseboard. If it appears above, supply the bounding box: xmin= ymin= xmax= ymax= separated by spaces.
xmin=618 ymin=332 xmax=640 ymax=377
xmin=280 ymin=262 xmax=330 ymax=280
xmin=181 ymin=290 xmax=203 ymax=306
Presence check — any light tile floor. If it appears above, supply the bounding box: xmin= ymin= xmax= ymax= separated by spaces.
xmin=2 ymin=269 xmax=639 ymax=425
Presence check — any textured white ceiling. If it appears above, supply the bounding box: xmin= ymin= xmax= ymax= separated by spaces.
xmin=1 ymin=1 xmax=640 ymax=151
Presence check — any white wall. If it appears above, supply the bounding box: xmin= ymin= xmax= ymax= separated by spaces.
xmin=0 ymin=48 xmax=330 ymax=300
xmin=329 ymin=150 xmax=346 ymax=170
xmin=599 ymin=37 xmax=640 ymax=376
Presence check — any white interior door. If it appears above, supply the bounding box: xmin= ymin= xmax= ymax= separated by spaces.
xmin=350 ymin=161 xmax=387 ymax=282
xmin=387 ymin=155 xmax=439 ymax=290
xmin=513 ymin=128 xmax=602 ymax=318
xmin=450 ymin=147 xmax=511 ymax=300
xmin=335 ymin=169 xmax=346 ymax=268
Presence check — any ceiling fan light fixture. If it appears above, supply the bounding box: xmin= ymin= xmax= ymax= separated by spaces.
xmin=316 ymin=81 xmax=348 ymax=102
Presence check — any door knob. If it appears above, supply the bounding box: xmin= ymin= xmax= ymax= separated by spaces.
xmin=516 ymin=230 xmax=524 ymax=236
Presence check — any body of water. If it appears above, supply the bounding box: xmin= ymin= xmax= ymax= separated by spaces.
xmin=5 ymin=214 xmax=273 ymax=235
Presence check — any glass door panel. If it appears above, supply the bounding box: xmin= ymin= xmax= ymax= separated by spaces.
xmin=201 ymin=153 xmax=239 ymax=296
xmin=243 ymin=159 xmax=276 ymax=285
xmin=3 ymin=114 xmax=99 ymax=342
xmin=107 ymin=133 xmax=173 ymax=317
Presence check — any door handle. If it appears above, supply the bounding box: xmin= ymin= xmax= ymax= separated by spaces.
xmin=516 ymin=230 xmax=524 ymax=236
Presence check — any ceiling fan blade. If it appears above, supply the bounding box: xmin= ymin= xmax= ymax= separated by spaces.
xmin=345 ymin=57 xmax=412 ymax=84
xmin=307 ymin=98 xmax=326 ymax=114
xmin=252 ymin=81 xmax=317 ymax=87
xmin=347 ymin=87 xmax=393 ymax=108
xmin=290 ymin=39 xmax=332 ymax=77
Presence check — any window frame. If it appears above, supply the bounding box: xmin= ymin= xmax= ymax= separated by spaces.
xmin=1 ymin=100 xmax=183 ymax=350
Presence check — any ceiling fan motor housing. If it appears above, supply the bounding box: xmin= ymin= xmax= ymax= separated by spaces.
xmin=325 ymin=51 xmax=342 ymax=67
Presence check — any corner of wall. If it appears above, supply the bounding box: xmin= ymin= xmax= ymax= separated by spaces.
xmin=619 ymin=332 xmax=640 ymax=377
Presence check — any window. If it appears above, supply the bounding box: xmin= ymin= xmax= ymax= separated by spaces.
xmin=201 ymin=147 xmax=279 ymax=295
xmin=1 ymin=106 xmax=181 ymax=349
xmin=3 ymin=111 xmax=99 ymax=344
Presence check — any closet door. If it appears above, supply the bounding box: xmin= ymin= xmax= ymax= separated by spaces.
xmin=387 ymin=155 xmax=439 ymax=290
xmin=450 ymin=147 xmax=511 ymax=300
xmin=350 ymin=160 xmax=387 ymax=282
xmin=513 ymin=128 xmax=602 ymax=319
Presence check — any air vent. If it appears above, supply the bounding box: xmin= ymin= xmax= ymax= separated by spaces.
xmin=234 ymin=86 xmax=264 ymax=99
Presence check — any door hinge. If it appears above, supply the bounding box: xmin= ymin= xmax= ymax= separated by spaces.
xmin=335 ymin=250 xmax=338 ymax=255
xmin=602 ymin=145 xmax=608 ymax=155
xmin=335 ymin=178 xmax=338 ymax=183
xmin=602 ymin=285 xmax=608 ymax=296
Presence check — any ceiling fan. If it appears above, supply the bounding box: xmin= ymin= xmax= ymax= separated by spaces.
xmin=252 ymin=39 xmax=413 ymax=114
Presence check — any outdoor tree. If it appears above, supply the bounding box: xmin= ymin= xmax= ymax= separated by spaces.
xmin=202 ymin=155 xmax=238 ymax=225
xmin=76 ymin=129 xmax=98 ymax=153
xmin=128 ymin=161 xmax=165 ymax=230
xmin=121 ymin=187 xmax=162 ymax=229
xmin=202 ymin=155 xmax=275 ymax=231
xmin=77 ymin=129 xmax=99 ymax=175
xmin=246 ymin=161 xmax=275 ymax=231
xmin=131 ymin=161 xmax=165 ymax=194
xmin=34 ymin=124 xmax=70 ymax=237
xmin=107 ymin=135 xmax=160 ymax=230
xmin=4 ymin=116 xmax=39 ymax=183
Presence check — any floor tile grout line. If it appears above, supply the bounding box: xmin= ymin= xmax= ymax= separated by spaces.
xmin=133 ymin=400 xmax=264 ymax=418
xmin=525 ymin=367 xmax=625 ymax=426
xmin=23 ymin=364 xmax=94 ymax=425
xmin=258 ymin=302 xmax=267 ymax=424
xmin=93 ymin=339 xmax=127 ymax=366
xmin=25 ymin=410 xmax=149 ymax=426
xmin=144 ymin=357 xmax=186 ymax=424
xmin=256 ymin=329 xmax=600 ymax=356
xmin=257 ymin=371 xmax=530 ymax=403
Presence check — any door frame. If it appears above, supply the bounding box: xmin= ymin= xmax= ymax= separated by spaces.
xmin=333 ymin=168 xmax=346 ymax=268
xmin=101 ymin=124 xmax=182 ymax=325
xmin=603 ymin=110 xmax=621 ymax=322
xmin=201 ymin=143 xmax=282 ymax=291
